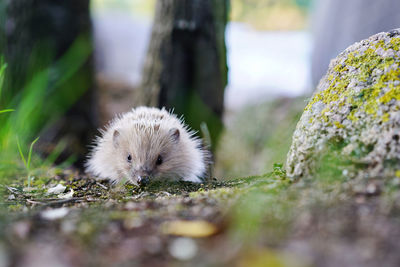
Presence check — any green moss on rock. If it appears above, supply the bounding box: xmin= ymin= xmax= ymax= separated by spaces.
xmin=286 ymin=29 xmax=400 ymax=181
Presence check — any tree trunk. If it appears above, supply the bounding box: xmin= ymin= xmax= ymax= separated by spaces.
xmin=311 ymin=0 xmax=400 ymax=87
xmin=140 ymin=0 xmax=228 ymax=148
xmin=0 ymin=0 xmax=96 ymax=166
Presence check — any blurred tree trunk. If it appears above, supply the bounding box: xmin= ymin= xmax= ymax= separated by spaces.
xmin=0 ymin=0 xmax=96 ymax=166
xmin=140 ymin=0 xmax=229 ymax=148
xmin=311 ymin=0 xmax=400 ymax=87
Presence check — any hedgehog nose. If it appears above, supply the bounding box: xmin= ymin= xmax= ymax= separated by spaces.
xmin=137 ymin=176 xmax=150 ymax=186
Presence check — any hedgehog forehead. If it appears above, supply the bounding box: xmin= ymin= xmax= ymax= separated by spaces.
xmin=126 ymin=107 xmax=173 ymax=122
xmin=131 ymin=121 xmax=165 ymax=133
xmin=115 ymin=122 xmax=176 ymax=155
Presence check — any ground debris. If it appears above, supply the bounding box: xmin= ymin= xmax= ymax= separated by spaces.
xmin=46 ymin=184 xmax=66 ymax=195
xmin=0 ymin=169 xmax=253 ymax=266
xmin=2 ymin=167 xmax=400 ymax=267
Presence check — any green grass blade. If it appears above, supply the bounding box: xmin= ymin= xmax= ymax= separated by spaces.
xmin=0 ymin=59 xmax=7 ymax=97
xmin=0 ymin=109 xmax=14 ymax=114
xmin=16 ymin=137 xmax=27 ymax=169
xmin=27 ymin=136 xmax=39 ymax=170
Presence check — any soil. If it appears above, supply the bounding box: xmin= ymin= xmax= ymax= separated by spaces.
xmin=1 ymin=168 xmax=400 ymax=267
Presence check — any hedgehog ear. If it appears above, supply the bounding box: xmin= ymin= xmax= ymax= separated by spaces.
xmin=113 ymin=129 xmax=121 ymax=148
xmin=169 ymin=128 xmax=180 ymax=143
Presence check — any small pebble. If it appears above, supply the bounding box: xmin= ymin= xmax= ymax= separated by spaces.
xmin=41 ymin=207 xmax=69 ymax=220
xmin=58 ymin=189 xmax=74 ymax=199
xmin=366 ymin=183 xmax=379 ymax=195
xmin=47 ymin=184 xmax=66 ymax=195
xmin=168 ymin=237 xmax=197 ymax=260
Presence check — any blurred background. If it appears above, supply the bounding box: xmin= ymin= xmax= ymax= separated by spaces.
xmin=1 ymin=0 xmax=400 ymax=180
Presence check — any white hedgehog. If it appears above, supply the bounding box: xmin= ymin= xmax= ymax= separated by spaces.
xmin=85 ymin=107 xmax=210 ymax=185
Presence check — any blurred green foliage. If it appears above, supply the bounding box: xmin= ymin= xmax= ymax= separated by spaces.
xmin=0 ymin=35 xmax=92 ymax=184
xmin=91 ymin=0 xmax=312 ymax=31
xmin=226 ymin=145 xmax=367 ymax=253
xmin=1 ymin=36 xmax=91 ymax=143
xmin=215 ymin=97 xmax=305 ymax=179
xmin=231 ymin=0 xmax=312 ymax=30
xmin=91 ymin=0 xmax=156 ymax=16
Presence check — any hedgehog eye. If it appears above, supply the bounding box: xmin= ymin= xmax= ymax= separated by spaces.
xmin=156 ymin=155 xmax=163 ymax=166
xmin=127 ymin=154 xmax=132 ymax=163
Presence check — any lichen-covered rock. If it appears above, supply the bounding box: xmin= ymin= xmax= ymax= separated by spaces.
xmin=286 ymin=29 xmax=400 ymax=180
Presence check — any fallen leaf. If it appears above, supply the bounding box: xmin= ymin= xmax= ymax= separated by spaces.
xmin=47 ymin=184 xmax=66 ymax=195
xmin=58 ymin=189 xmax=74 ymax=199
xmin=161 ymin=220 xmax=217 ymax=238
xmin=238 ymin=248 xmax=310 ymax=267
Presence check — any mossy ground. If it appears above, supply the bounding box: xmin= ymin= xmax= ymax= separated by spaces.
xmin=3 ymin=97 xmax=400 ymax=266
xmin=0 ymin=165 xmax=293 ymax=266
xmin=2 ymin=156 xmax=400 ymax=266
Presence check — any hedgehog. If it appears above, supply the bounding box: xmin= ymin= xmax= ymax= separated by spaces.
xmin=85 ymin=106 xmax=210 ymax=186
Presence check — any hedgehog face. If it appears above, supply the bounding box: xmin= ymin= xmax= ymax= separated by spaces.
xmin=86 ymin=107 xmax=207 ymax=184
xmin=113 ymin=126 xmax=184 ymax=185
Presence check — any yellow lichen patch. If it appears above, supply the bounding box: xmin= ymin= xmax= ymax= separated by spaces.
xmin=374 ymin=39 xmax=386 ymax=49
xmin=333 ymin=64 xmax=343 ymax=73
xmin=396 ymin=170 xmax=400 ymax=178
xmin=362 ymin=89 xmax=379 ymax=116
xmin=345 ymin=50 xmax=359 ymax=64
xmin=334 ymin=121 xmax=344 ymax=128
xmin=305 ymin=35 xmax=400 ymax=123
xmin=347 ymin=110 xmax=358 ymax=122
xmin=389 ymin=37 xmax=400 ymax=51
xmin=380 ymin=86 xmax=400 ymax=104
xmin=321 ymin=107 xmax=329 ymax=114
xmin=381 ymin=113 xmax=390 ymax=122
xmin=378 ymin=70 xmax=400 ymax=104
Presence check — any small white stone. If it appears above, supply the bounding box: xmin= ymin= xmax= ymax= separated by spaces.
xmin=58 ymin=189 xmax=74 ymax=199
xmin=168 ymin=238 xmax=197 ymax=261
xmin=366 ymin=183 xmax=378 ymax=194
xmin=41 ymin=207 xmax=69 ymax=220
xmin=47 ymin=184 xmax=66 ymax=195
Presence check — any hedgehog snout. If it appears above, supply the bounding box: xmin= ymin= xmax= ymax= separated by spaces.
xmin=132 ymin=168 xmax=152 ymax=186
xmin=137 ymin=175 xmax=150 ymax=186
